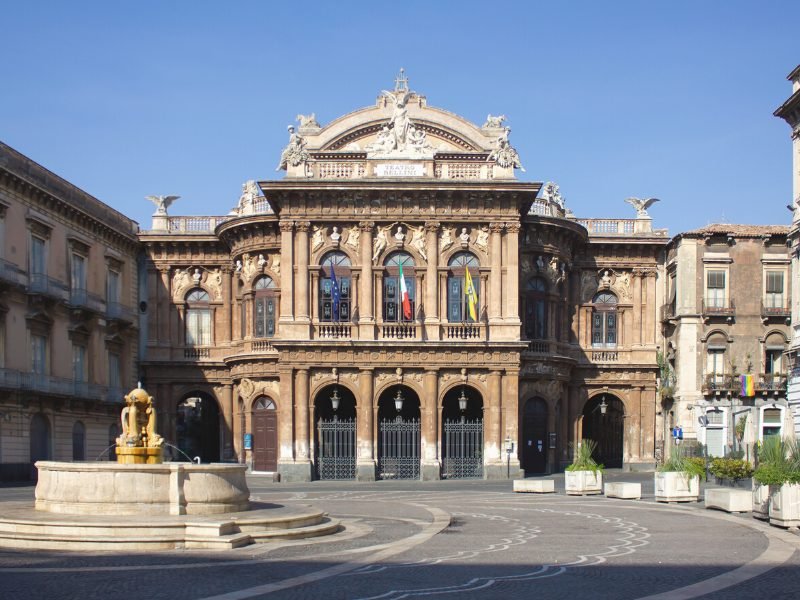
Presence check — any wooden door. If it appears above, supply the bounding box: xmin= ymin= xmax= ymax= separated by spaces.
xmin=253 ymin=398 xmax=277 ymax=472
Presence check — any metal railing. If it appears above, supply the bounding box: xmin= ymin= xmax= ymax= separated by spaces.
xmin=0 ymin=258 xmax=26 ymax=286
xmin=702 ymin=298 xmax=735 ymax=317
xmin=756 ymin=373 xmax=788 ymax=392
xmin=106 ymin=302 xmax=136 ymax=322
xmin=703 ymin=374 xmax=738 ymax=394
xmin=761 ymin=301 xmax=790 ymax=319
xmin=69 ymin=288 xmax=106 ymax=312
xmin=0 ymin=369 xmax=125 ymax=403
xmin=27 ymin=273 xmax=69 ymax=300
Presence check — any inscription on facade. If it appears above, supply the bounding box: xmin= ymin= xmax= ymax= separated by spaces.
xmin=376 ymin=163 xmax=424 ymax=177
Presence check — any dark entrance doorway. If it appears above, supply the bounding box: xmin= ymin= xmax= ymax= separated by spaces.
xmin=314 ymin=385 xmax=356 ymax=480
xmin=441 ymin=386 xmax=484 ymax=479
xmin=377 ymin=385 xmax=420 ymax=480
xmin=522 ymin=397 xmax=548 ymax=473
xmin=582 ymin=394 xmax=624 ymax=468
xmin=176 ymin=393 xmax=220 ymax=463
xmin=252 ymin=397 xmax=277 ymax=472
xmin=29 ymin=413 xmax=51 ymax=480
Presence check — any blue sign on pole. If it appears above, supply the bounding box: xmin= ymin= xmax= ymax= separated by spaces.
xmin=671 ymin=426 xmax=683 ymax=440
xmin=244 ymin=433 xmax=253 ymax=450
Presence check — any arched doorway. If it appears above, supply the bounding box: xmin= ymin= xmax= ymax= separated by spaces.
xmin=377 ymin=385 xmax=421 ymax=480
xmin=176 ymin=392 xmax=220 ymax=463
xmin=522 ymin=398 xmax=548 ymax=473
xmin=314 ymin=385 xmax=356 ymax=480
xmin=252 ymin=396 xmax=278 ymax=472
xmin=441 ymin=386 xmax=484 ymax=479
xmin=30 ymin=413 xmax=51 ymax=480
xmin=582 ymin=394 xmax=624 ymax=468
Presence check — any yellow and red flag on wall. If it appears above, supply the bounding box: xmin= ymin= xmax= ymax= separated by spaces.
xmin=464 ymin=267 xmax=478 ymax=322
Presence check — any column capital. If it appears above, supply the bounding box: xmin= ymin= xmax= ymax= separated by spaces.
xmin=424 ymin=220 xmax=440 ymax=232
xmin=504 ymin=222 xmax=521 ymax=234
xmin=359 ymin=220 xmax=375 ymax=232
xmin=295 ymin=220 xmax=311 ymax=233
xmin=279 ymin=219 xmax=295 ymax=233
xmin=489 ymin=222 xmax=505 ymax=233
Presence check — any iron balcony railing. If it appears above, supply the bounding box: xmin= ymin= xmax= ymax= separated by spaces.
xmin=0 ymin=258 xmax=26 ymax=287
xmin=0 ymin=369 xmax=124 ymax=403
xmin=27 ymin=273 xmax=69 ymax=300
xmin=702 ymin=298 xmax=735 ymax=317
xmin=106 ymin=301 xmax=136 ymax=323
xmin=703 ymin=374 xmax=738 ymax=394
xmin=756 ymin=373 xmax=788 ymax=392
xmin=69 ymin=288 xmax=106 ymax=312
xmin=760 ymin=301 xmax=790 ymax=319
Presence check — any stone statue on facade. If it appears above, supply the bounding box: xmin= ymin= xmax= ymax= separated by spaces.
xmin=296 ymin=113 xmax=320 ymax=129
xmin=440 ymin=227 xmax=454 ymax=252
xmin=459 ymin=227 xmax=470 ymax=247
xmin=536 ymin=255 xmax=545 ymax=272
xmin=475 ymin=226 xmax=489 ymax=252
xmin=235 ymin=260 xmax=242 ymax=273
xmin=372 ymin=226 xmax=388 ymax=262
xmin=311 ymin=225 xmax=325 ymax=252
xmin=235 ymin=180 xmax=261 ymax=215
xmin=487 ymin=127 xmax=525 ymax=171
xmin=365 ymin=126 xmax=396 ymax=154
xmin=258 ymin=254 xmax=267 ymax=269
xmin=394 ymin=225 xmax=406 ymax=244
xmin=624 ymin=197 xmax=660 ymax=218
xmin=146 ymin=195 xmax=180 ymax=216
xmin=172 ymin=267 xmax=191 ymax=293
xmin=382 ymin=89 xmax=412 ymax=150
xmin=482 ymin=114 xmax=506 ymax=128
xmin=345 ymin=227 xmax=360 ymax=250
xmin=276 ymin=126 xmax=309 ymax=171
xmin=541 ymin=182 xmax=565 ymax=209
xmin=271 ymin=253 xmax=281 ymax=275
xmin=330 ymin=226 xmax=341 ymax=245
xmin=411 ymin=225 xmax=426 ymax=260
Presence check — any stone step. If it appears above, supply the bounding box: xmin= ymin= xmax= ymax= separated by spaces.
xmin=249 ymin=517 xmax=341 ymax=542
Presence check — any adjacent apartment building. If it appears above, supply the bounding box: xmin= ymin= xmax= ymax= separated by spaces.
xmin=0 ymin=143 xmax=140 ymax=480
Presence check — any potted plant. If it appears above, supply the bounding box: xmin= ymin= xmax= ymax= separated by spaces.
xmin=756 ymin=438 xmax=800 ymax=528
xmin=752 ymin=436 xmax=785 ymax=520
xmin=655 ymin=445 xmax=704 ymax=502
xmin=565 ymin=440 xmax=603 ymax=495
xmin=709 ymin=457 xmax=753 ymax=488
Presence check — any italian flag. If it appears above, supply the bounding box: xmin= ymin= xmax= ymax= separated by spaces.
xmin=399 ymin=262 xmax=412 ymax=320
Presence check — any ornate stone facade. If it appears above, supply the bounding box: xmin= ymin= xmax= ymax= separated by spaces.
xmin=137 ymin=74 xmax=666 ymax=480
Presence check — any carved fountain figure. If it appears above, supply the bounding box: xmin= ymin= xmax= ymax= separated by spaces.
xmin=116 ymin=386 xmax=165 ymax=464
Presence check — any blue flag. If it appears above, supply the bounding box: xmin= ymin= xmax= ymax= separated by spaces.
xmin=330 ymin=265 xmax=340 ymax=320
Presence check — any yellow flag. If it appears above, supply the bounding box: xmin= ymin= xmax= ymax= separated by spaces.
xmin=464 ymin=267 xmax=478 ymax=322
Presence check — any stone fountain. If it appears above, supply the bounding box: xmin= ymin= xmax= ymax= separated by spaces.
xmin=0 ymin=387 xmax=339 ymax=550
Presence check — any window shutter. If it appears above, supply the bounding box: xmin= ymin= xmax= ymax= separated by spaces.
xmin=766 ymin=272 xmax=784 ymax=293
xmin=707 ymin=271 xmax=725 ymax=289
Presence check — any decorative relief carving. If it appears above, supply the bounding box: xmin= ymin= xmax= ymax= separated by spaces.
xmin=311 ymin=225 xmax=325 ymax=252
xmin=475 ymin=226 xmax=489 ymax=253
xmin=372 ymin=225 xmax=389 ymax=262
xmin=276 ymin=126 xmax=309 ymax=172
xmin=410 ymin=225 xmax=426 ymax=260
xmin=439 ymin=227 xmax=454 ymax=252
xmin=487 ymin=127 xmax=525 ymax=171
xmin=206 ymin=268 xmax=223 ymax=300
xmin=270 ymin=253 xmax=281 ymax=275
xmin=482 ymin=114 xmax=506 ymax=128
xmin=345 ymin=227 xmax=360 ymax=250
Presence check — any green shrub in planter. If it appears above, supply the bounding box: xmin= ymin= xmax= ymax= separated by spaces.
xmin=754 ymin=437 xmax=800 ymax=485
xmin=709 ymin=458 xmax=753 ymax=482
xmin=659 ymin=446 xmax=705 ymax=478
xmin=566 ymin=439 xmax=604 ymax=473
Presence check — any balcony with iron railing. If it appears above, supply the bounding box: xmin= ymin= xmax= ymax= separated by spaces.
xmin=0 ymin=368 xmax=125 ymax=403
xmin=761 ymin=301 xmax=790 ymax=320
xmin=69 ymin=288 xmax=106 ymax=313
xmin=106 ymin=301 xmax=137 ymax=323
xmin=27 ymin=273 xmax=69 ymax=300
xmin=702 ymin=298 xmax=735 ymax=319
xmin=702 ymin=374 xmax=739 ymax=395
xmin=756 ymin=373 xmax=788 ymax=393
xmin=0 ymin=258 xmax=26 ymax=287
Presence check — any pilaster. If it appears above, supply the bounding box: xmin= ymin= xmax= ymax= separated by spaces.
xmin=421 ymin=368 xmax=441 ymax=480
xmin=357 ymin=368 xmax=376 ymax=481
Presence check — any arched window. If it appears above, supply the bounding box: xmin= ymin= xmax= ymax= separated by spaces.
xmin=591 ymin=292 xmax=617 ymax=347
xmin=254 ymin=276 xmax=278 ymax=338
xmin=254 ymin=397 xmax=276 ymax=410
xmin=319 ymin=251 xmax=351 ymax=322
xmin=72 ymin=421 xmax=86 ymax=461
xmin=447 ymin=252 xmax=480 ymax=323
xmin=524 ymin=277 xmax=548 ymax=339
xmin=383 ymin=252 xmax=415 ymax=322
xmin=185 ymin=289 xmax=211 ymax=346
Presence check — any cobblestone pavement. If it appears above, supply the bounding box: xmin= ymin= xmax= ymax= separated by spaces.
xmin=1 ymin=472 xmax=799 ymax=599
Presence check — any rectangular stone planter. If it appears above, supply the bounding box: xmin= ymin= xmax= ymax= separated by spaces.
xmin=768 ymin=483 xmax=800 ymax=528
xmin=513 ymin=479 xmax=555 ymax=493
xmin=704 ymin=488 xmax=751 ymax=513
xmin=565 ymin=470 xmax=602 ymax=495
xmin=654 ymin=471 xmax=699 ymax=502
xmin=604 ymin=482 xmax=641 ymax=499
xmin=752 ymin=482 xmax=771 ymax=520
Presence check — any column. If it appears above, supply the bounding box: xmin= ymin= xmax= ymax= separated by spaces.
xmin=505 ymin=223 xmax=520 ymax=322
xmin=295 ymin=368 xmax=310 ymax=462
xmin=279 ymin=220 xmax=294 ymax=321
xmin=487 ymin=370 xmax=502 ymax=465
xmin=277 ymin=368 xmax=294 ymax=463
xmin=222 ymin=267 xmax=233 ymax=343
xmin=629 ymin=386 xmax=643 ymax=465
xmin=158 ymin=267 xmax=171 ymax=346
xmin=424 ymin=221 xmax=439 ymax=323
xmin=295 ymin=221 xmax=310 ymax=321
xmin=645 ymin=271 xmax=657 ymax=345
xmin=244 ymin=292 xmax=254 ymax=339
xmin=632 ymin=269 xmax=643 ymax=346
xmin=357 ymin=368 xmax=376 ymax=481
xmin=489 ymin=223 xmax=503 ymax=321
xmin=641 ymin=387 xmax=656 ymax=463
xmin=501 ymin=370 xmax=522 ymax=478
xmin=422 ymin=369 xmax=440 ymax=480
xmin=359 ymin=221 xmax=374 ymax=323
xmin=221 ymin=384 xmax=234 ymax=460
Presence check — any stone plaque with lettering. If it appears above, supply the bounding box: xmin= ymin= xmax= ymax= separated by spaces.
xmin=375 ymin=163 xmax=424 ymax=177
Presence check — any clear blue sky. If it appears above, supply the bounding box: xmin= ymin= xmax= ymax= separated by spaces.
xmin=1 ymin=1 xmax=796 ymax=235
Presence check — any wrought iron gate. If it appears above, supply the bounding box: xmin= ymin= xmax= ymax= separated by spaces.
xmin=378 ymin=418 xmax=420 ymax=480
xmin=442 ymin=419 xmax=483 ymax=479
xmin=316 ymin=418 xmax=356 ymax=480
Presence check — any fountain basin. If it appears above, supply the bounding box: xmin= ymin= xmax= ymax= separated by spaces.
xmin=35 ymin=461 xmax=250 ymax=516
